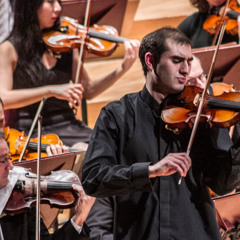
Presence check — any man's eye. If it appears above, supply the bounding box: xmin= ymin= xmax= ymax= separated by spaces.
xmin=173 ymin=59 xmax=181 ymax=64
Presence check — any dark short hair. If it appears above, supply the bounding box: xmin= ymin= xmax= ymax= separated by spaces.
xmin=139 ymin=27 xmax=192 ymax=77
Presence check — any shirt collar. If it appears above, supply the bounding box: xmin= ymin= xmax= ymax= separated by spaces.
xmin=140 ymin=85 xmax=163 ymax=116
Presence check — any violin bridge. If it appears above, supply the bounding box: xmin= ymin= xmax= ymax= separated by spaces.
xmin=193 ymin=93 xmax=201 ymax=107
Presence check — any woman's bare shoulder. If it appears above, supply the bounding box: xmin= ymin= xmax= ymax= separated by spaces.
xmin=0 ymin=41 xmax=17 ymax=58
xmin=0 ymin=40 xmax=18 ymax=67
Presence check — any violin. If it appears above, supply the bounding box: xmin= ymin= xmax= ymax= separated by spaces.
xmin=161 ymin=82 xmax=240 ymax=134
xmin=4 ymin=127 xmax=81 ymax=162
xmin=4 ymin=167 xmax=81 ymax=214
xmin=43 ymin=16 xmax=128 ymax=56
xmin=203 ymin=0 xmax=240 ymax=35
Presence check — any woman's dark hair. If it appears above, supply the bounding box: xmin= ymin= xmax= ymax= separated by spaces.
xmin=9 ymin=0 xmax=61 ymax=86
xmin=139 ymin=27 xmax=192 ymax=77
xmin=189 ymin=0 xmax=210 ymax=13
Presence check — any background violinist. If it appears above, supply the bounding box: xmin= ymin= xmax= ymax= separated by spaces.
xmin=178 ymin=0 xmax=240 ymax=48
xmin=178 ymin=0 xmax=240 ymax=164
xmin=0 ymin=0 xmax=140 ymax=149
xmin=0 ymin=128 xmax=95 ymax=240
xmin=0 ymin=97 xmax=97 ymax=240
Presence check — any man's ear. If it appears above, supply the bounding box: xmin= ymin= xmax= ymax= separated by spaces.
xmin=145 ymin=52 xmax=154 ymax=71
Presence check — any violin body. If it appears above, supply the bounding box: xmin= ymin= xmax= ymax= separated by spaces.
xmin=211 ymin=82 xmax=235 ymax=95
xmin=43 ymin=16 xmax=126 ymax=56
xmin=4 ymin=167 xmax=81 ymax=214
xmin=203 ymin=0 xmax=240 ymax=35
xmin=161 ymin=83 xmax=240 ymax=133
xmin=203 ymin=15 xmax=238 ymax=35
xmin=4 ymin=127 xmax=63 ymax=162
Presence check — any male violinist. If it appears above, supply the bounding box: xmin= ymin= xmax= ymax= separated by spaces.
xmin=0 ymin=97 xmax=95 ymax=240
xmin=82 ymin=27 xmax=240 ymax=240
xmin=0 ymin=129 xmax=95 ymax=240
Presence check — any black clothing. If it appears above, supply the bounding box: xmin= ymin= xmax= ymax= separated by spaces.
xmin=0 ymin=208 xmax=90 ymax=240
xmin=85 ymin=198 xmax=113 ymax=240
xmin=178 ymin=12 xmax=238 ymax=48
xmin=82 ymin=86 xmax=240 ymax=240
xmin=6 ymin=39 xmax=92 ymax=146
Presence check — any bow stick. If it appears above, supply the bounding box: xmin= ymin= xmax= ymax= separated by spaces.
xmin=73 ymin=0 xmax=92 ymax=124
xmin=178 ymin=0 xmax=230 ymax=184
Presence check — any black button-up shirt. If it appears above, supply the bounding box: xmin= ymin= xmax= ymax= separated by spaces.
xmin=82 ymin=86 xmax=240 ymax=240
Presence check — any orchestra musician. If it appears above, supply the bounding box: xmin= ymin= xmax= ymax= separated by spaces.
xmin=0 ymin=98 xmax=96 ymax=239
xmin=81 ymin=27 xmax=240 ymax=240
xmin=0 ymin=128 xmax=96 ymax=240
xmin=84 ymin=55 xmax=208 ymax=240
xmin=185 ymin=56 xmax=207 ymax=88
xmin=178 ymin=0 xmax=240 ymax=48
xmin=0 ymin=0 xmax=140 ymax=149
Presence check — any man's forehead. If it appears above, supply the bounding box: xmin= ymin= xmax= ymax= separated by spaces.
xmin=0 ymin=139 xmax=8 ymax=151
xmin=165 ymin=39 xmax=192 ymax=58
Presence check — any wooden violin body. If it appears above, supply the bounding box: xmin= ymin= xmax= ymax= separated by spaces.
xmin=4 ymin=167 xmax=81 ymax=214
xmin=161 ymin=83 xmax=240 ymax=133
xmin=203 ymin=0 xmax=240 ymax=35
xmin=43 ymin=16 xmax=127 ymax=56
xmin=4 ymin=127 xmax=63 ymax=162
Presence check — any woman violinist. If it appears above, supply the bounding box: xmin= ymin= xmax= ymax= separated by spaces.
xmin=178 ymin=0 xmax=240 ymax=48
xmin=0 ymin=0 xmax=140 ymax=148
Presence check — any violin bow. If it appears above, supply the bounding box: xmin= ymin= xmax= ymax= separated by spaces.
xmin=212 ymin=0 xmax=229 ymax=45
xmin=178 ymin=0 xmax=230 ymax=185
xmin=73 ymin=0 xmax=92 ymax=124
xmin=18 ymin=98 xmax=46 ymax=162
xmin=74 ymin=0 xmax=92 ymax=83
xmin=35 ymin=115 xmax=43 ymax=240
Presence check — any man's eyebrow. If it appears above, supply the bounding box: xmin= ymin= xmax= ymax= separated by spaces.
xmin=171 ymin=56 xmax=193 ymax=62
xmin=0 ymin=153 xmax=8 ymax=159
xmin=171 ymin=56 xmax=184 ymax=60
xmin=188 ymin=57 xmax=194 ymax=62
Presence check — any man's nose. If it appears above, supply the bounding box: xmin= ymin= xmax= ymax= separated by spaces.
xmin=180 ymin=61 xmax=190 ymax=75
xmin=7 ymin=159 xmax=13 ymax=170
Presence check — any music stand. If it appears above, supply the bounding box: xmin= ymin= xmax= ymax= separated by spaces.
xmin=13 ymin=151 xmax=86 ymax=228
xmin=193 ymin=44 xmax=240 ymax=89
xmin=213 ymin=193 xmax=240 ymax=239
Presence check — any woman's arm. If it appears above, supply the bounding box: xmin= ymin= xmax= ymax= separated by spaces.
xmin=76 ymin=40 xmax=140 ymax=100
xmin=0 ymin=41 xmax=84 ymax=109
